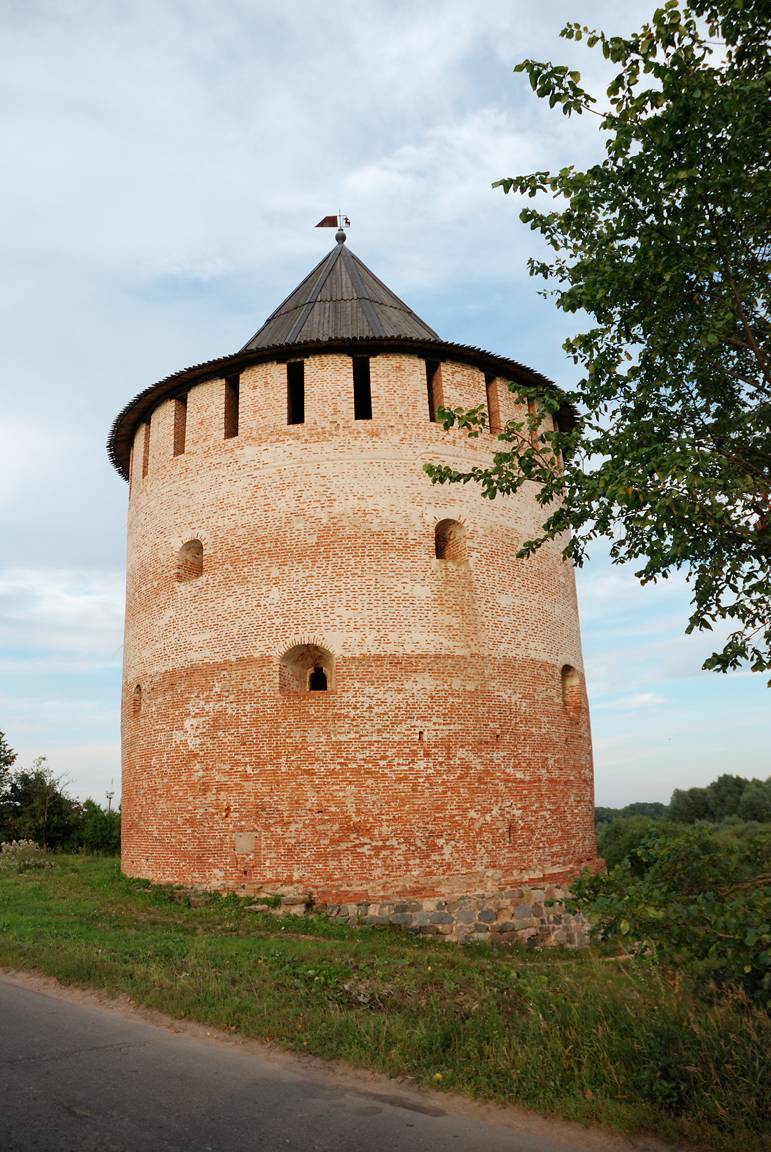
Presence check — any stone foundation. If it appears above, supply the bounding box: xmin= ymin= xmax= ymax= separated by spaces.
xmin=247 ymin=884 xmax=589 ymax=947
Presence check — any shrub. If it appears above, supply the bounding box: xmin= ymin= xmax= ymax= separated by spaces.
xmin=570 ymin=824 xmax=771 ymax=1007
xmin=79 ymin=800 xmax=120 ymax=855
xmin=0 ymin=839 xmax=51 ymax=874
xmin=597 ymin=815 xmax=684 ymax=870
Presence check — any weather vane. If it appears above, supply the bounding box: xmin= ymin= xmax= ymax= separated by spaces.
xmin=315 ymin=210 xmax=351 ymax=243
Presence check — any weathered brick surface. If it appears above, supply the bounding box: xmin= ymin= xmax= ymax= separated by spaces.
xmin=121 ymin=351 xmax=596 ymax=898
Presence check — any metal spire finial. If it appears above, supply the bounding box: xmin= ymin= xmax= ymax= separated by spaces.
xmin=316 ymin=211 xmax=350 ymax=244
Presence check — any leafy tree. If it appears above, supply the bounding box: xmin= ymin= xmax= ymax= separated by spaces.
xmin=426 ymin=0 xmax=771 ymax=678
xmin=0 ymin=757 xmax=81 ymax=849
xmin=706 ymin=772 xmax=749 ymax=818
xmin=0 ymin=730 xmax=17 ymax=797
xmin=596 ymin=801 xmax=667 ymax=826
xmin=80 ymin=799 xmax=121 ymax=855
xmin=668 ymin=785 xmax=713 ymax=823
xmin=620 ymin=801 xmax=667 ymax=819
xmin=737 ymin=778 xmax=771 ymax=822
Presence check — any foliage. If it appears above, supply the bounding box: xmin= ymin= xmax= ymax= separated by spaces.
xmin=738 ymin=780 xmax=771 ymax=823
xmin=0 ymin=839 xmax=50 ymax=874
xmin=0 ymin=856 xmax=768 ymax=1150
xmin=79 ymin=799 xmax=121 ymax=855
xmin=595 ymin=801 xmax=667 ymax=826
xmin=597 ymin=815 xmax=683 ymax=869
xmin=669 ymin=772 xmax=771 ymax=823
xmin=0 ymin=757 xmax=82 ymax=849
xmin=426 ymin=0 xmax=771 ymax=678
xmin=0 ymin=740 xmax=120 ymax=854
xmin=668 ymin=786 xmax=713 ymax=823
xmin=0 ymin=729 xmax=17 ymax=799
xmin=570 ymin=823 xmax=771 ymax=1006
xmin=0 ymin=729 xmax=16 ymax=773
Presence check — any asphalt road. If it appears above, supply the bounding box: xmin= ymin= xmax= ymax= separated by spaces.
xmin=0 ymin=975 xmax=662 ymax=1152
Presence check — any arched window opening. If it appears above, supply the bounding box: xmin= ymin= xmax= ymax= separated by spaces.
xmin=561 ymin=664 xmax=583 ymax=717
xmin=435 ymin=519 xmax=467 ymax=563
xmin=132 ymin=684 xmax=142 ymax=716
xmin=280 ymin=643 xmax=335 ymax=693
xmin=177 ymin=539 xmax=203 ymax=582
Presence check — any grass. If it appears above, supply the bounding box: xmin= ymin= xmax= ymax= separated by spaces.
xmin=0 ymin=857 xmax=768 ymax=1151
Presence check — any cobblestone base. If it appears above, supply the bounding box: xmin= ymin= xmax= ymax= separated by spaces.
xmin=322 ymin=885 xmax=589 ymax=947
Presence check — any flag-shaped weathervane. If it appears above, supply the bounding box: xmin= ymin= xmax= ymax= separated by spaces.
xmin=316 ymin=212 xmax=351 ymax=229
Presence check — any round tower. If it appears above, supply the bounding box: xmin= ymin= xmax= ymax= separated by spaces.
xmin=109 ymin=232 xmax=597 ymax=902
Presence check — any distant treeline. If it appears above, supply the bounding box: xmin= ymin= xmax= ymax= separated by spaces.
xmin=0 ymin=731 xmax=119 ymax=855
xmin=596 ymin=772 xmax=771 ymax=828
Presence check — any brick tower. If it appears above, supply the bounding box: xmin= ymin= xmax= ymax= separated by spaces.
xmin=109 ymin=229 xmax=597 ymax=904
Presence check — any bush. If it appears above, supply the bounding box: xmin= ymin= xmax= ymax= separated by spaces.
xmin=597 ymin=815 xmax=684 ymax=870
xmin=571 ymin=824 xmax=771 ymax=1007
xmin=80 ymin=800 xmax=121 ymax=855
xmin=0 ymin=757 xmax=81 ymax=849
xmin=0 ymin=839 xmax=51 ymax=873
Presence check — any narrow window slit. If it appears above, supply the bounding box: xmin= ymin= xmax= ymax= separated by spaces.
xmin=141 ymin=421 xmax=151 ymax=478
xmin=425 ymin=360 xmax=443 ymax=422
xmin=353 ymin=357 xmax=372 ymax=420
xmin=224 ymin=376 xmax=240 ymax=439
xmin=527 ymin=398 xmax=539 ymax=446
xmin=485 ymin=374 xmax=501 ymax=434
xmin=173 ymin=395 xmax=187 ymax=457
xmin=309 ymin=666 xmax=328 ymax=691
xmin=287 ymin=361 xmax=305 ymax=425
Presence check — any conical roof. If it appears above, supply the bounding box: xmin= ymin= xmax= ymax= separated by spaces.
xmin=241 ymin=235 xmax=440 ymax=350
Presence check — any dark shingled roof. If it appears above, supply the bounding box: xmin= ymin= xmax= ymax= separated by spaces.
xmin=241 ymin=236 xmax=440 ymax=349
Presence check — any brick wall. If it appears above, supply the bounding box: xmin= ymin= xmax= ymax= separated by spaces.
xmin=121 ymin=351 xmax=596 ymax=898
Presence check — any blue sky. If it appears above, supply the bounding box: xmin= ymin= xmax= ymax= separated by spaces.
xmin=1 ymin=0 xmax=767 ymax=808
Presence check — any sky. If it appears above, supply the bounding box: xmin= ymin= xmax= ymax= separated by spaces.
xmin=0 ymin=0 xmax=767 ymax=809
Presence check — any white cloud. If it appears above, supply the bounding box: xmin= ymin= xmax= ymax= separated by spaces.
xmin=609 ymin=692 xmax=666 ymax=710
xmin=0 ymin=567 xmax=124 ymax=659
xmin=8 ymin=742 xmax=122 ymax=805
